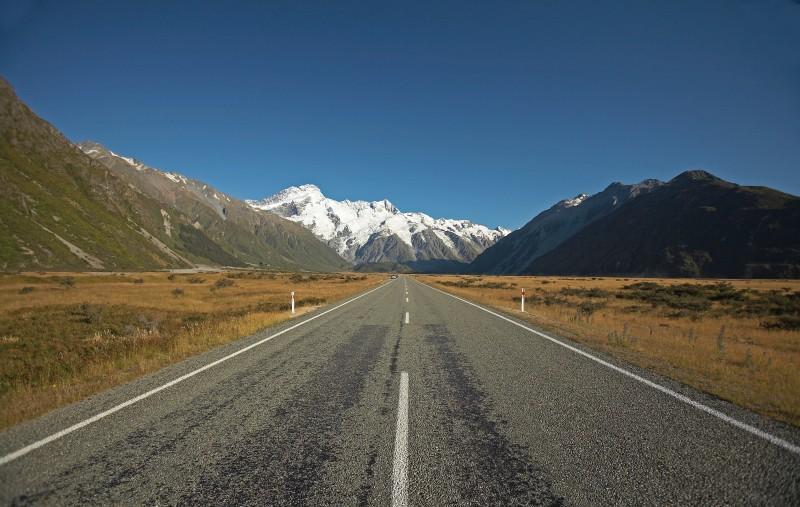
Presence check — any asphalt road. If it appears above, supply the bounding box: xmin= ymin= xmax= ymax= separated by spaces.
xmin=1 ymin=276 xmax=799 ymax=505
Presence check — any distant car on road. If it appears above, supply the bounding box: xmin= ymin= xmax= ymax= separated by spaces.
xmin=390 ymin=274 xmax=398 ymax=279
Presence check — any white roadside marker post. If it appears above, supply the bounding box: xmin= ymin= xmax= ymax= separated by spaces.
xmin=291 ymin=291 xmax=295 ymax=314
xmin=521 ymin=288 xmax=525 ymax=312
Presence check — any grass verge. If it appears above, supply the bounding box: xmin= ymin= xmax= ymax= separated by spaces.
xmin=0 ymin=270 xmax=384 ymax=430
xmin=418 ymin=274 xmax=800 ymax=427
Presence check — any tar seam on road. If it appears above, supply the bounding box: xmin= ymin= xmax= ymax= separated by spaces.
xmin=392 ymin=371 xmax=409 ymax=507
xmin=0 ymin=280 xmax=397 ymax=467
xmin=420 ymin=280 xmax=800 ymax=456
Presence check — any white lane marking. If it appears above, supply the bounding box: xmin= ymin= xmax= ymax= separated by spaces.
xmin=392 ymin=371 xmax=409 ymax=507
xmin=406 ymin=297 xmax=409 ymax=303
xmin=420 ymin=280 xmax=800 ymax=456
xmin=0 ymin=280 xmax=396 ymax=467
xmin=404 ymin=311 xmax=409 ymax=324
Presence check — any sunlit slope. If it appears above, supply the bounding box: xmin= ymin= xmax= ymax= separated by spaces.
xmin=0 ymin=77 xmax=349 ymax=272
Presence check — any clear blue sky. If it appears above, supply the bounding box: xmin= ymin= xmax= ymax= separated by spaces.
xmin=1 ymin=0 xmax=798 ymax=228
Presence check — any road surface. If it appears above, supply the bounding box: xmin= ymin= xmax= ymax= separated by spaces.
xmin=1 ymin=276 xmax=799 ymax=505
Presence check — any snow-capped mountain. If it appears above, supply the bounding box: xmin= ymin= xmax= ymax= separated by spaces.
xmin=247 ymin=184 xmax=510 ymax=266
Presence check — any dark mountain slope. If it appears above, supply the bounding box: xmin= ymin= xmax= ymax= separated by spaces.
xmin=469 ymin=179 xmax=662 ymax=274
xmin=526 ymin=171 xmax=800 ymax=278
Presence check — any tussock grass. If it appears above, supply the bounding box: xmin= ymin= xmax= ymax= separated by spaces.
xmin=419 ymin=274 xmax=800 ymax=427
xmin=0 ymin=271 xmax=384 ymax=429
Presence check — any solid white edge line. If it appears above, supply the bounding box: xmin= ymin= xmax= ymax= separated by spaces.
xmin=418 ymin=279 xmax=800 ymax=456
xmin=0 ymin=279 xmax=396 ymax=467
xmin=392 ymin=371 xmax=409 ymax=507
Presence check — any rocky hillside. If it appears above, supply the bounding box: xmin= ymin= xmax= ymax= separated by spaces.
xmin=78 ymin=142 xmax=349 ymax=272
xmin=0 ymin=77 xmax=347 ymax=272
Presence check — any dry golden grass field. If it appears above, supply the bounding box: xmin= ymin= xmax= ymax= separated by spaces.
xmin=0 ymin=271 xmax=385 ymax=430
xmin=417 ymin=274 xmax=800 ymax=427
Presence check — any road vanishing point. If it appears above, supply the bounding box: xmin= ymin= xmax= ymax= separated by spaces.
xmin=1 ymin=276 xmax=799 ymax=505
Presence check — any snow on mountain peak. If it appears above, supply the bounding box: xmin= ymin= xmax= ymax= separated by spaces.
xmin=560 ymin=193 xmax=589 ymax=208
xmin=247 ymin=185 xmax=510 ymax=264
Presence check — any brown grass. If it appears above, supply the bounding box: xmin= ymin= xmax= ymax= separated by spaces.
xmin=418 ymin=274 xmax=800 ymax=427
xmin=0 ymin=270 xmax=384 ymax=429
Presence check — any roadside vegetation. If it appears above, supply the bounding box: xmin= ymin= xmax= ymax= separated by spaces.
xmin=419 ymin=275 xmax=800 ymax=427
xmin=0 ymin=271 xmax=382 ymax=429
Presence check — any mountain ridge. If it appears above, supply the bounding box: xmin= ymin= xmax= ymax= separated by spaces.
xmin=470 ymin=169 xmax=800 ymax=278
xmin=77 ymin=142 xmax=350 ymax=272
xmin=469 ymin=178 xmax=664 ymax=274
xmin=248 ymin=184 xmax=509 ymax=269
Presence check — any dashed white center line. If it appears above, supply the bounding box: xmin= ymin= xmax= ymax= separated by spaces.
xmin=404 ymin=311 xmax=409 ymax=324
xmin=392 ymin=371 xmax=409 ymax=507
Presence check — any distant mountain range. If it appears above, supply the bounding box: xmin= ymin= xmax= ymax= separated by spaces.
xmin=470 ymin=171 xmax=800 ymax=278
xmin=0 ymin=77 xmax=347 ymax=272
xmin=248 ymin=184 xmax=509 ymax=271
xmin=2 ymin=75 xmax=797 ymax=278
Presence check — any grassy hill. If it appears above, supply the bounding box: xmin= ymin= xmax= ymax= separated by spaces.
xmin=0 ymin=77 xmax=348 ymax=272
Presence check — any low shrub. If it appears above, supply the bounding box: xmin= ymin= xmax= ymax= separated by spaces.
xmin=213 ymin=278 xmax=235 ymax=289
xmin=761 ymin=316 xmax=800 ymax=331
xmin=560 ymin=287 xmax=611 ymax=298
xmin=289 ymin=274 xmax=321 ymax=283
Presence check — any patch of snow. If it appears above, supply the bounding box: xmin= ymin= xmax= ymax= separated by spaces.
xmin=560 ymin=194 xmax=589 ymax=208
xmin=164 ymin=172 xmax=187 ymax=184
xmin=108 ymin=150 xmax=147 ymax=171
xmin=432 ymin=229 xmax=455 ymax=249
